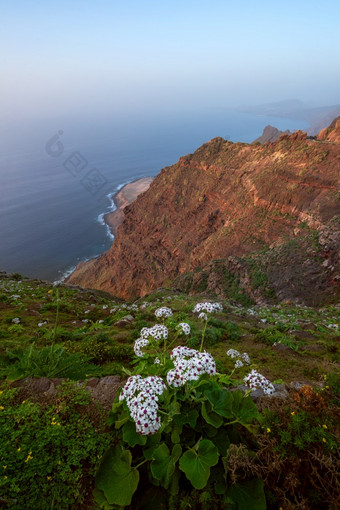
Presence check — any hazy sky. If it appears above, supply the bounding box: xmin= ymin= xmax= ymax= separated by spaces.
xmin=1 ymin=0 xmax=340 ymax=121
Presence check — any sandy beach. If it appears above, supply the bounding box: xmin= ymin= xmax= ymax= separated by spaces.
xmin=104 ymin=177 xmax=154 ymax=236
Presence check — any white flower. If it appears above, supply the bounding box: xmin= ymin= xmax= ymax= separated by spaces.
xmin=134 ymin=325 xmax=168 ymax=357
xmin=119 ymin=375 xmax=167 ymax=435
xmin=198 ymin=312 xmax=208 ymax=321
xmin=193 ymin=302 xmax=223 ymax=314
xmin=241 ymin=352 xmax=251 ymax=365
xmin=11 ymin=317 xmax=20 ymax=324
xmin=102 ymin=305 xmax=108 ymax=309
xmin=177 ymin=322 xmax=191 ymax=335
xmin=134 ymin=337 xmax=149 ymax=357
xmin=167 ymin=347 xmax=216 ymax=387
xmin=227 ymin=349 xmax=251 ymax=367
xmin=140 ymin=324 xmax=168 ymax=341
xmin=244 ymin=369 xmax=275 ymax=395
xmin=227 ymin=349 xmax=241 ymax=359
xmin=155 ymin=307 xmax=173 ymax=318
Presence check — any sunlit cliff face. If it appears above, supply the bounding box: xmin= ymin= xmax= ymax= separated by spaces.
xmin=68 ymin=120 xmax=340 ymax=305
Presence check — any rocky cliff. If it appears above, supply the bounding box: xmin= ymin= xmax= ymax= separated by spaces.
xmin=253 ymin=125 xmax=291 ymax=144
xmin=68 ymin=119 xmax=340 ymax=305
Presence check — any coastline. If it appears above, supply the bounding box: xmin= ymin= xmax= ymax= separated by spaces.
xmin=103 ymin=176 xmax=154 ymax=237
xmin=59 ymin=176 xmax=154 ymax=285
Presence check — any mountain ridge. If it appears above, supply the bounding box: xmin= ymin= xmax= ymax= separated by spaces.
xmin=67 ymin=119 xmax=340 ymax=305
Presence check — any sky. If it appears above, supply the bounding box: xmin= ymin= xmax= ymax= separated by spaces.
xmin=1 ymin=0 xmax=340 ymax=121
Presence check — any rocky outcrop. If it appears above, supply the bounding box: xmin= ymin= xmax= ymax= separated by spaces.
xmin=68 ymin=120 xmax=340 ymax=305
xmin=253 ymin=125 xmax=291 ymax=144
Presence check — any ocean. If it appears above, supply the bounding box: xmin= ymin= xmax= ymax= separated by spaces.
xmin=0 ymin=109 xmax=308 ymax=282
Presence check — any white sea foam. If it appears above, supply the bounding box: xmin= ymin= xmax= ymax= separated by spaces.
xmin=53 ymin=265 xmax=77 ymax=285
xmin=97 ymin=176 xmax=145 ymax=241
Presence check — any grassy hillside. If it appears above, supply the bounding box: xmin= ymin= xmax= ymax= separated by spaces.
xmin=0 ymin=272 xmax=339 ymax=509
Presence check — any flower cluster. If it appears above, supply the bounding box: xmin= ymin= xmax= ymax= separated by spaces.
xmin=134 ymin=337 xmax=149 ymax=357
xmin=134 ymin=324 xmax=169 ymax=357
xmin=244 ymin=369 xmax=275 ymax=395
xmin=119 ymin=375 xmax=167 ymax=434
xmin=155 ymin=307 xmax=173 ymax=318
xmin=176 ymin=322 xmax=191 ymax=335
xmin=226 ymin=349 xmax=251 ymax=368
xmin=167 ymin=346 xmax=216 ymax=387
xmin=193 ymin=302 xmax=223 ymax=314
xmin=141 ymin=324 xmax=168 ymax=341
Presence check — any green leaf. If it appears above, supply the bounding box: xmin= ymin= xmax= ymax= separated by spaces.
xmin=231 ymin=390 xmax=260 ymax=424
xmin=169 ymin=467 xmax=180 ymax=496
xmin=201 ymin=401 xmax=223 ymax=428
xmin=211 ymin=428 xmax=230 ymax=456
xmin=171 ymin=426 xmax=181 ymax=444
xmin=151 ymin=443 xmax=182 ymax=489
xmin=179 ymin=439 xmax=219 ymax=489
xmin=123 ymin=420 xmax=147 ymax=447
xmin=96 ymin=446 xmax=139 ymax=506
xmin=174 ymin=407 xmax=199 ymax=428
xmin=226 ymin=478 xmax=266 ymax=510
xmin=114 ymin=413 xmax=130 ymax=429
xmin=204 ymin=388 xmax=234 ymax=418
xmin=168 ymin=400 xmax=181 ymax=417
xmin=92 ymin=488 xmax=115 ymax=509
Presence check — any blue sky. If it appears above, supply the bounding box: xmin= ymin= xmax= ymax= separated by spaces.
xmin=1 ymin=0 xmax=340 ymax=120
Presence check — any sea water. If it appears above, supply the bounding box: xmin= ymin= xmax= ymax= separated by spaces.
xmin=0 ymin=109 xmax=307 ymax=281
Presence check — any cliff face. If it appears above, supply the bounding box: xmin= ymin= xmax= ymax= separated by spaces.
xmin=68 ymin=119 xmax=340 ymax=304
xmin=253 ymin=125 xmax=291 ymax=144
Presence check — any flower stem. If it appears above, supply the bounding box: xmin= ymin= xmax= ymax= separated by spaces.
xmin=199 ymin=319 xmax=208 ymax=352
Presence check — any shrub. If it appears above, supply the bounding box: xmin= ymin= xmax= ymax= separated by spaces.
xmin=94 ymin=302 xmax=266 ymax=509
xmin=0 ymin=383 xmax=111 ymax=509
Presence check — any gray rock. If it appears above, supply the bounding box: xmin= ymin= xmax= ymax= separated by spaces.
xmin=115 ymin=315 xmax=134 ymax=327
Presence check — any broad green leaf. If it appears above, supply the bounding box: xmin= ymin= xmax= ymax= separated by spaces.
xmin=231 ymin=390 xmax=260 ymax=424
xmin=217 ymin=373 xmax=233 ymax=386
xmin=174 ymin=407 xmax=199 ymax=428
xmin=143 ymin=444 xmax=159 ymax=461
xmin=114 ymin=413 xmax=130 ymax=429
xmin=201 ymin=401 xmax=223 ymax=428
xmin=96 ymin=446 xmax=139 ymax=506
xmin=92 ymin=488 xmax=115 ymax=509
xmin=151 ymin=443 xmax=182 ymax=489
xmin=211 ymin=428 xmax=230 ymax=456
xmin=179 ymin=439 xmax=219 ymax=489
xmin=169 ymin=467 xmax=180 ymax=496
xmin=204 ymin=388 xmax=234 ymax=418
xmin=226 ymin=478 xmax=266 ymax=510
xmin=171 ymin=443 xmax=182 ymax=463
xmin=171 ymin=425 xmax=181 ymax=444
xmin=169 ymin=400 xmax=181 ymax=416
xmin=123 ymin=420 xmax=147 ymax=447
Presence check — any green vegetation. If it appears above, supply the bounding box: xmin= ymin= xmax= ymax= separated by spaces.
xmin=0 ymin=273 xmax=339 ymax=508
xmin=0 ymin=382 xmax=111 ymax=509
